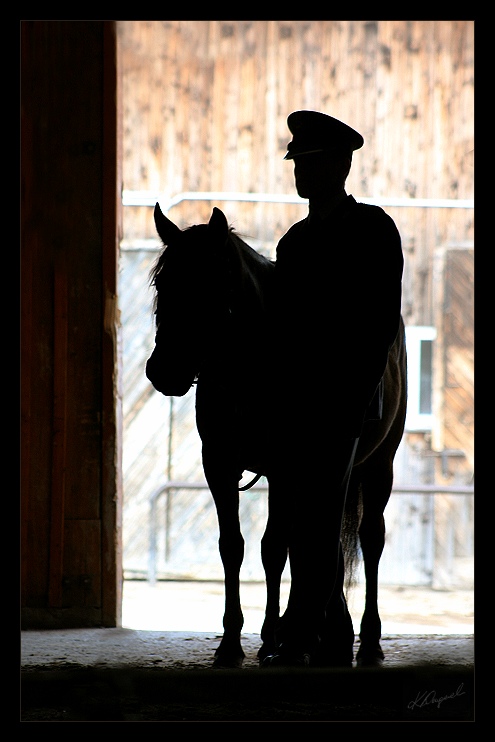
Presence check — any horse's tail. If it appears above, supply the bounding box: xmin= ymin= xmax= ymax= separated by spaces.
xmin=341 ymin=478 xmax=363 ymax=593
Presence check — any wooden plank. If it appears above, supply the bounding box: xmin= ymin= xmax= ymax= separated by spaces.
xmin=63 ymin=520 xmax=102 ymax=607
xmin=20 ymin=236 xmax=33 ymax=606
xmin=49 ymin=261 xmax=68 ymax=607
xmin=101 ymin=21 xmax=122 ymax=626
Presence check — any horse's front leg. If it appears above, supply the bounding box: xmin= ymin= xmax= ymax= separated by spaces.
xmin=207 ymin=474 xmax=246 ymax=668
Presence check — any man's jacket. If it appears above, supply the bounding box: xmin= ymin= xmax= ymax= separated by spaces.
xmin=270 ymin=194 xmax=404 ymax=439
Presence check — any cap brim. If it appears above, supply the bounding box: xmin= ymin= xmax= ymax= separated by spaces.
xmin=284 ymin=147 xmax=326 ymax=160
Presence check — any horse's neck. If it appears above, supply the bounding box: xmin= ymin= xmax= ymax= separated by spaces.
xmin=198 ymin=238 xmax=272 ymax=398
xmin=228 ymin=235 xmax=273 ymax=318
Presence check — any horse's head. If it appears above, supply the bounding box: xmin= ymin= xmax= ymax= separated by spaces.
xmin=146 ymin=204 xmax=232 ymax=396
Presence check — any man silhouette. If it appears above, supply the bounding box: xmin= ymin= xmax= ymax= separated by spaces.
xmin=264 ymin=110 xmax=404 ymax=666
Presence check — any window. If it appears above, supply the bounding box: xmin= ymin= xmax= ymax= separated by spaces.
xmin=404 ymin=326 xmax=437 ymax=431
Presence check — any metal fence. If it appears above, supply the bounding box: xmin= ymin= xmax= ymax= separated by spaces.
xmin=147 ymin=479 xmax=474 ymax=585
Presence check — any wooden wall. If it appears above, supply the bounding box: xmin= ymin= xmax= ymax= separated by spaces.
xmin=21 ymin=21 xmax=122 ymax=628
xmin=119 ymin=20 xmax=474 ymax=326
xmin=433 ymin=246 xmax=474 ymax=475
xmin=119 ymin=21 xmax=474 ymax=586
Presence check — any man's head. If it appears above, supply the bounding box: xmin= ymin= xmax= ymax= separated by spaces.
xmin=284 ymin=111 xmax=363 ymax=201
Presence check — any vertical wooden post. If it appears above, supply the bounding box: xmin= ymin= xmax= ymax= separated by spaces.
xmin=49 ymin=261 xmax=68 ymax=607
xmin=20 ymin=244 xmax=33 ymax=605
xmin=101 ymin=21 xmax=123 ymax=626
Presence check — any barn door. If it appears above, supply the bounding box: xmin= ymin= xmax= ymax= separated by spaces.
xmin=21 ymin=21 xmax=122 ymax=629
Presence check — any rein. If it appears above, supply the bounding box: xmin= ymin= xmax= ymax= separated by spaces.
xmin=238 ymin=472 xmax=263 ymax=491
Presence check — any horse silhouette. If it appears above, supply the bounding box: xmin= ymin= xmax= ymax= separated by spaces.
xmin=146 ymin=204 xmax=407 ymax=667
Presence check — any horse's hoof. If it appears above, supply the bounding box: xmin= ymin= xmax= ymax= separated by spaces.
xmin=213 ymin=647 xmax=244 ymax=668
xmin=213 ymin=655 xmax=244 ymax=669
xmin=214 ymin=638 xmax=245 ymax=668
xmin=261 ymin=653 xmax=311 ymax=668
xmin=260 ymin=645 xmax=311 ymax=668
xmin=356 ymin=655 xmax=384 ymax=667
xmin=257 ymin=643 xmax=276 ymax=663
xmin=356 ymin=645 xmax=384 ymax=666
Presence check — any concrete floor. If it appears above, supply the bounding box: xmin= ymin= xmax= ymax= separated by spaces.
xmin=22 ymin=579 xmax=474 ymax=670
xmin=21 ymin=581 xmax=474 ymax=721
xmin=20 ymin=631 xmax=474 ymax=721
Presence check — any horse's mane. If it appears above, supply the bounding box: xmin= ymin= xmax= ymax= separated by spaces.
xmin=222 ymin=229 xmax=275 ymax=326
xmin=149 ymin=224 xmax=201 ymax=288
xmin=148 ymin=224 xmax=207 ymax=317
xmin=149 ymin=222 xmax=274 ymax=318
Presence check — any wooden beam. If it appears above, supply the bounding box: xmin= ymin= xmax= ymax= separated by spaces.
xmin=48 ymin=261 xmax=68 ymax=607
xmin=101 ymin=21 xmax=123 ymax=627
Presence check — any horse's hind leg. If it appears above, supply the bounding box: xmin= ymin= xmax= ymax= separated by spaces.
xmin=317 ymin=543 xmax=355 ymax=667
xmin=258 ymin=482 xmax=289 ymax=661
xmin=356 ymin=463 xmax=393 ymax=665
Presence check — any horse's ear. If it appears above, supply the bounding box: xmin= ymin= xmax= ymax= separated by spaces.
xmin=154 ymin=202 xmax=182 ymax=244
xmin=208 ymin=207 xmax=229 ymax=242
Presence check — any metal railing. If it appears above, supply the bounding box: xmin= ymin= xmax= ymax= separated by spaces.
xmin=123 ymin=189 xmax=474 ymax=212
xmin=148 ymin=479 xmax=474 ymax=584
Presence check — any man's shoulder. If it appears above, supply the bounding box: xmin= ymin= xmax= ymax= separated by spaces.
xmin=348 ymin=196 xmax=397 ymax=223
xmin=277 ymin=218 xmax=308 ymax=247
xmin=347 ymin=195 xmax=387 ymax=217
xmin=345 ymin=196 xmax=401 ymax=238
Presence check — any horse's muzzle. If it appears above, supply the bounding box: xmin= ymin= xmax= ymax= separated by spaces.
xmin=146 ymin=351 xmax=196 ymax=397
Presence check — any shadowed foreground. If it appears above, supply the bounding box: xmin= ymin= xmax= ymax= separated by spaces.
xmin=21 ymin=632 xmax=473 ymax=721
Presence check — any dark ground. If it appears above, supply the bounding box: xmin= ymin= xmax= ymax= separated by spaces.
xmin=21 ymin=631 xmax=474 ymax=722
xmin=21 ymin=581 xmax=475 ymax=722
